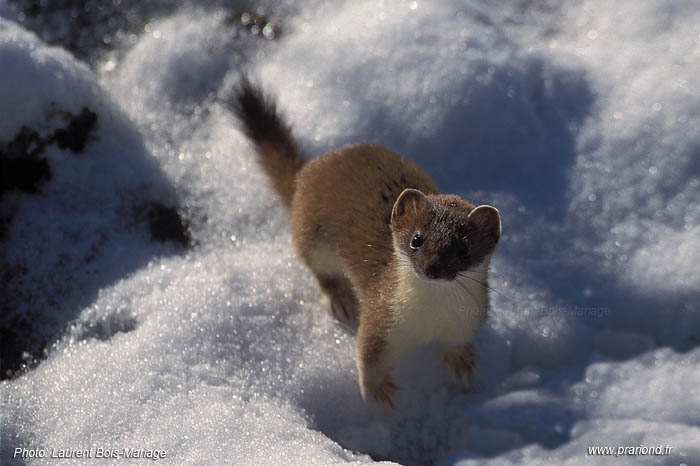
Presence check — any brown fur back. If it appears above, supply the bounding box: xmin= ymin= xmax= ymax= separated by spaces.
xmin=291 ymin=144 xmax=439 ymax=292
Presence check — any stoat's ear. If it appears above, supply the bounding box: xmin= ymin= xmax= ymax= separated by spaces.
xmin=391 ymin=188 xmax=429 ymax=227
xmin=468 ymin=205 xmax=501 ymax=248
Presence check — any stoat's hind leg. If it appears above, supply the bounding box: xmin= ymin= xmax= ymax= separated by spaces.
xmin=442 ymin=343 xmax=478 ymax=390
xmin=318 ymin=275 xmax=359 ymax=324
xmin=304 ymin=240 xmax=359 ymax=324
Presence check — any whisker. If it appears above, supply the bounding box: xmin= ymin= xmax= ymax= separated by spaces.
xmin=463 ymin=265 xmax=505 ymax=277
xmin=452 ymin=276 xmax=480 ymax=309
xmin=449 ymin=281 xmax=465 ymax=311
xmin=457 ymin=273 xmax=518 ymax=312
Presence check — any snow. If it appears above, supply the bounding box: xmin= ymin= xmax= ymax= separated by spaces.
xmin=1 ymin=1 xmax=699 ymax=465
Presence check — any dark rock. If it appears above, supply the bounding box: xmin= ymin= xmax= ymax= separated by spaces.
xmin=0 ymin=127 xmax=51 ymax=196
xmin=228 ymin=9 xmax=281 ymax=40
xmin=0 ymin=264 xmax=46 ymax=380
xmin=0 ymin=107 xmax=98 ymax=197
xmin=148 ymin=202 xmax=190 ymax=246
xmin=52 ymin=108 xmax=98 ymax=153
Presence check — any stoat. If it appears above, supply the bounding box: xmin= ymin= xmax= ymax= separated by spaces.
xmin=231 ymin=78 xmax=501 ymax=408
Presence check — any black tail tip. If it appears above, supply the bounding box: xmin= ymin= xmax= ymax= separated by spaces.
xmin=229 ymin=76 xmax=283 ymax=143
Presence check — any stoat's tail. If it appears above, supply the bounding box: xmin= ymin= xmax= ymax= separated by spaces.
xmin=231 ymin=77 xmax=304 ymax=209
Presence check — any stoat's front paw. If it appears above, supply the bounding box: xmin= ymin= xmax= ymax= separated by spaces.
xmin=442 ymin=343 xmax=477 ymax=389
xmin=361 ymin=369 xmax=400 ymax=409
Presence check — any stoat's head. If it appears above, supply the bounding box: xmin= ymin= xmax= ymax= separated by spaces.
xmin=390 ymin=188 xmax=501 ymax=281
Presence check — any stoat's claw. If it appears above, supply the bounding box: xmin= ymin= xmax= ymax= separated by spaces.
xmin=443 ymin=343 xmax=477 ymax=390
xmin=370 ymin=370 xmax=399 ymax=409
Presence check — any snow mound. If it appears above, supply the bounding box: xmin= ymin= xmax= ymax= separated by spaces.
xmin=0 ymin=17 xmax=181 ymax=378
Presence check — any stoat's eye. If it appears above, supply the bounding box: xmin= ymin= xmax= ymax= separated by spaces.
xmin=410 ymin=233 xmax=424 ymax=250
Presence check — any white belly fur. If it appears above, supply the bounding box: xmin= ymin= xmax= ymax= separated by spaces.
xmin=387 ymin=257 xmax=489 ymax=360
